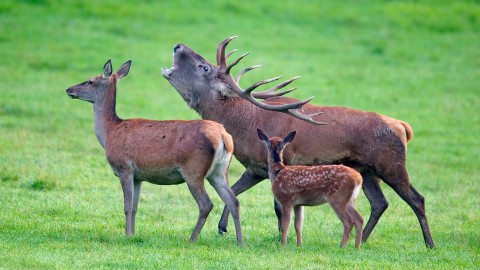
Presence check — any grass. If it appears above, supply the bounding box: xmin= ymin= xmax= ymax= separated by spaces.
xmin=1 ymin=0 xmax=479 ymax=269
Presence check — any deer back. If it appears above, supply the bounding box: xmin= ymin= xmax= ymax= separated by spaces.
xmin=162 ymin=39 xmax=413 ymax=178
xmin=273 ymin=165 xmax=362 ymax=206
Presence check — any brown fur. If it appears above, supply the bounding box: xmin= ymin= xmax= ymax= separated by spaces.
xmin=258 ymin=129 xmax=363 ymax=248
xmin=162 ymin=39 xmax=435 ymax=248
xmin=66 ymin=59 xmax=243 ymax=244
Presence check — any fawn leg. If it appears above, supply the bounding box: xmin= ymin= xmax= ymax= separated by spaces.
xmin=294 ymin=205 xmax=304 ymax=247
xmin=348 ymin=205 xmax=364 ymax=249
xmin=280 ymin=204 xmax=293 ymax=246
xmin=331 ymin=203 xmax=353 ymax=248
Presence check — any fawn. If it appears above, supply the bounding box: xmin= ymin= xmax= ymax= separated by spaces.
xmin=257 ymin=128 xmax=363 ymax=248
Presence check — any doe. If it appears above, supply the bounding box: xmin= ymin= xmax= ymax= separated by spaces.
xmin=257 ymin=128 xmax=363 ymax=248
xmin=65 ymin=59 xmax=242 ymax=244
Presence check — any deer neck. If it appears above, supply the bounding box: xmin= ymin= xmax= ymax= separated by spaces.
xmin=196 ymin=93 xmax=255 ymax=134
xmin=92 ymin=81 xmax=121 ymax=148
xmin=267 ymin=159 xmax=285 ymax=181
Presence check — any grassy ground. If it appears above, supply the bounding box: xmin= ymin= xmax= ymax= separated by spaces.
xmin=1 ymin=0 xmax=479 ymax=269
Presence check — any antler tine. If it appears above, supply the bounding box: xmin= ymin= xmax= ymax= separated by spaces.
xmin=226 ymin=52 xmax=250 ymax=74
xmin=218 ymin=36 xmax=324 ymax=125
xmin=235 ymin=65 xmax=262 ymax=83
xmin=225 ymin=73 xmax=325 ymax=124
xmin=217 ymin=36 xmax=237 ymax=68
xmin=253 ymin=87 xmax=298 ymax=100
xmin=244 ymin=76 xmax=282 ymax=94
xmin=246 ymin=91 xmax=316 ymax=111
xmin=252 ymin=76 xmax=301 ymax=99
xmin=226 ymin=49 xmax=238 ymax=60
xmin=287 ymin=109 xmax=327 ymax=125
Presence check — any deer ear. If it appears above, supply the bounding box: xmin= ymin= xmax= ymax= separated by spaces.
xmin=257 ymin=128 xmax=269 ymax=143
xmin=282 ymin=131 xmax=296 ymax=144
xmin=103 ymin=59 xmax=112 ymax=77
xmin=116 ymin=60 xmax=131 ymax=79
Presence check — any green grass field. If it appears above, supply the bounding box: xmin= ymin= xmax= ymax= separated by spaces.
xmin=1 ymin=0 xmax=479 ymax=268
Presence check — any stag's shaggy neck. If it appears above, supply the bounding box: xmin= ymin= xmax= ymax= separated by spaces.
xmin=93 ymin=76 xmax=121 ymax=148
xmin=197 ymin=93 xmax=257 ymax=133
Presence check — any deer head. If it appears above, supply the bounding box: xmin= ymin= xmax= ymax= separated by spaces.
xmin=66 ymin=59 xmax=131 ymax=103
xmin=162 ymin=36 xmax=326 ymax=125
xmin=257 ymin=128 xmax=296 ymax=165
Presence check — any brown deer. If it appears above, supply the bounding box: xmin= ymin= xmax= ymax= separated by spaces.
xmin=66 ymin=59 xmax=243 ymax=244
xmin=257 ymin=129 xmax=363 ymax=248
xmin=162 ymin=36 xmax=435 ymax=248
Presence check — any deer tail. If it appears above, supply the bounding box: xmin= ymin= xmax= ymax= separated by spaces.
xmin=401 ymin=121 xmax=414 ymax=142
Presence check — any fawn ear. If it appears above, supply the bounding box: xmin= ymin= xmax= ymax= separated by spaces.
xmin=281 ymin=131 xmax=296 ymax=146
xmin=257 ymin=128 xmax=269 ymax=143
xmin=116 ymin=60 xmax=132 ymax=79
xmin=103 ymin=59 xmax=112 ymax=78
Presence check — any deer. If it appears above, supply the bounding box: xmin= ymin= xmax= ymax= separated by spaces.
xmin=66 ymin=59 xmax=243 ymax=245
xmin=257 ymin=128 xmax=363 ymax=248
xmin=161 ymin=36 xmax=436 ymax=248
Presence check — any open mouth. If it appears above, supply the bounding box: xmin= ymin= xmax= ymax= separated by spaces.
xmin=162 ymin=45 xmax=180 ymax=79
xmin=161 ymin=66 xmax=173 ymax=79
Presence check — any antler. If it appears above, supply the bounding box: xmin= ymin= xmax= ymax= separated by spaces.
xmin=216 ymin=36 xmax=326 ymax=125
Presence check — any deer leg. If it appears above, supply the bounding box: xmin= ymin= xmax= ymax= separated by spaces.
xmin=207 ymin=174 xmax=243 ymax=245
xmin=331 ymin=203 xmax=353 ymax=248
xmin=382 ymin=167 xmax=435 ymax=248
xmin=185 ymin=180 xmax=213 ymax=243
xmin=294 ymin=205 xmax=304 ymax=247
xmin=274 ymin=199 xmax=282 ymax=233
xmin=280 ymin=203 xmax=293 ymax=246
xmin=218 ymin=168 xmax=264 ymax=234
xmin=361 ymin=170 xmax=389 ymax=243
xmin=130 ymin=181 xmax=142 ymax=235
xmin=119 ymin=172 xmax=135 ymax=236
xmin=347 ymin=205 xmax=364 ymax=249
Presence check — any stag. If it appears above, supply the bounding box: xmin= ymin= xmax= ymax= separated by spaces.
xmin=66 ymin=59 xmax=242 ymax=244
xmin=162 ymin=36 xmax=435 ymax=248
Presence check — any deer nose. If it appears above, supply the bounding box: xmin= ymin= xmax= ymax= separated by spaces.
xmin=173 ymin=44 xmax=181 ymax=53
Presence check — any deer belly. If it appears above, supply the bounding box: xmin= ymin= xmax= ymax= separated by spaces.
xmin=296 ymin=193 xmax=328 ymax=206
xmin=134 ymin=167 xmax=185 ymax=185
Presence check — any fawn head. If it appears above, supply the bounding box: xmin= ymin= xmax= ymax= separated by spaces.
xmin=257 ymin=128 xmax=296 ymax=164
xmin=66 ymin=59 xmax=131 ymax=103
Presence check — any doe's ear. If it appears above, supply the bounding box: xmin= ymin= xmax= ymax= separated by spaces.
xmin=257 ymin=128 xmax=269 ymax=143
xmin=116 ymin=60 xmax=132 ymax=79
xmin=103 ymin=59 xmax=112 ymax=78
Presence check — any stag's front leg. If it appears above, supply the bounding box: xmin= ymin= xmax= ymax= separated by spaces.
xmin=119 ymin=172 xmax=135 ymax=236
xmin=218 ymin=168 xmax=264 ymax=234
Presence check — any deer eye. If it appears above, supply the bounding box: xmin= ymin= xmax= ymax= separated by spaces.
xmin=88 ymin=80 xmax=94 ymax=85
xmin=198 ymin=64 xmax=209 ymax=73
